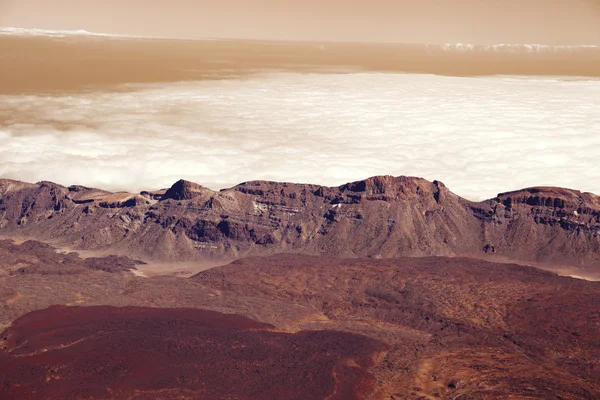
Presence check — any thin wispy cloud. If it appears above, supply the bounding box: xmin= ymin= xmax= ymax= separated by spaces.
xmin=1 ymin=73 xmax=599 ymax=200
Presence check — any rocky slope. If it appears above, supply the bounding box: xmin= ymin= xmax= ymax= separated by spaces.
xmin=2 ymin=241 xmax=600 ymax=399
xmin=0 ymin=239 xmax=144 ymax=275
xmin=1 ymin=176 xmax=599 ymax=270
xmin=193 ymin=254 xmax=600 ymax=399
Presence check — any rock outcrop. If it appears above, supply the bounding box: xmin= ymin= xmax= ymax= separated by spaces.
xmin=0 ymin=239 xmax=144 ymax=275
xmin=161 ymin=179 xmax=212 ymax=201
xmin=0 ymin=176 xmax=599 ymax=269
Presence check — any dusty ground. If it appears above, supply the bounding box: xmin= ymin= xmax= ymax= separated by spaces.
xmin=0 ymin=306 xmax=386 ymax=400
xmin=0 ymin=235 xmax=224 ymax=277
xmin=1 ymin=241 xmax=600 ymax=399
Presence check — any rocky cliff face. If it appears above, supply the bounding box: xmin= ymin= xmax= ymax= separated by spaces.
xmin=1 ymin=176 xmax=599 ymax=268
xmin=474 ymin=187 xmax=600 ymax=267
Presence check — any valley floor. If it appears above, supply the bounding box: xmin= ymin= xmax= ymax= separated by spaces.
xmin=1 ymin=239 xmax=599 ymax=399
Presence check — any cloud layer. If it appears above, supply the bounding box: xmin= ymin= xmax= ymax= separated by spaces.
xmin=1 ymin=73 xmax=599 ymax=201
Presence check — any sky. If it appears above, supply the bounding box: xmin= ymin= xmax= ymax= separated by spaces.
xmin=1 ymin=0 xmax=600 ymax=44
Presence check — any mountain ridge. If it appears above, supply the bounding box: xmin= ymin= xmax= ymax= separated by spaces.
xmin=1 ymin=175 xmax=599 ymax=271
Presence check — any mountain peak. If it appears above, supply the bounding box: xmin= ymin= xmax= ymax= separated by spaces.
xmin=162 ymin=180 xmax=212 ymax=201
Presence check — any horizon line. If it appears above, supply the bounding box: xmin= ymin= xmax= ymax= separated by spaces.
xmin=2 ymin=26 xmax=600 ymax=48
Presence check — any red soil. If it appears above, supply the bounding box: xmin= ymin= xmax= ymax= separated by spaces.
xmin=0 ymin=305 xmax=387 ymax=400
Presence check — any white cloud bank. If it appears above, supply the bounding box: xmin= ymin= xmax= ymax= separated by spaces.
xmin=1 ymin=73 xmax=599 ymax=201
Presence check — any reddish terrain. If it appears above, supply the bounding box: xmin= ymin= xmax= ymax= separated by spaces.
xmin=1 ymin=176 xmax=600 ymax=277
xmin=2 ymin=175 xmax=600 ymax=398
xmin=193 ymin=254 xmax=600 ymax=399
xmin=1 ymin=241 xmax=600 ymax=399
xmin=0 ymin=306 xmax=386 ymax=399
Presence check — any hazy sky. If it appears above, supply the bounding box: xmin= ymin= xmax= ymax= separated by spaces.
xmin=1 ymin=0 xmax=600 ymax=44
